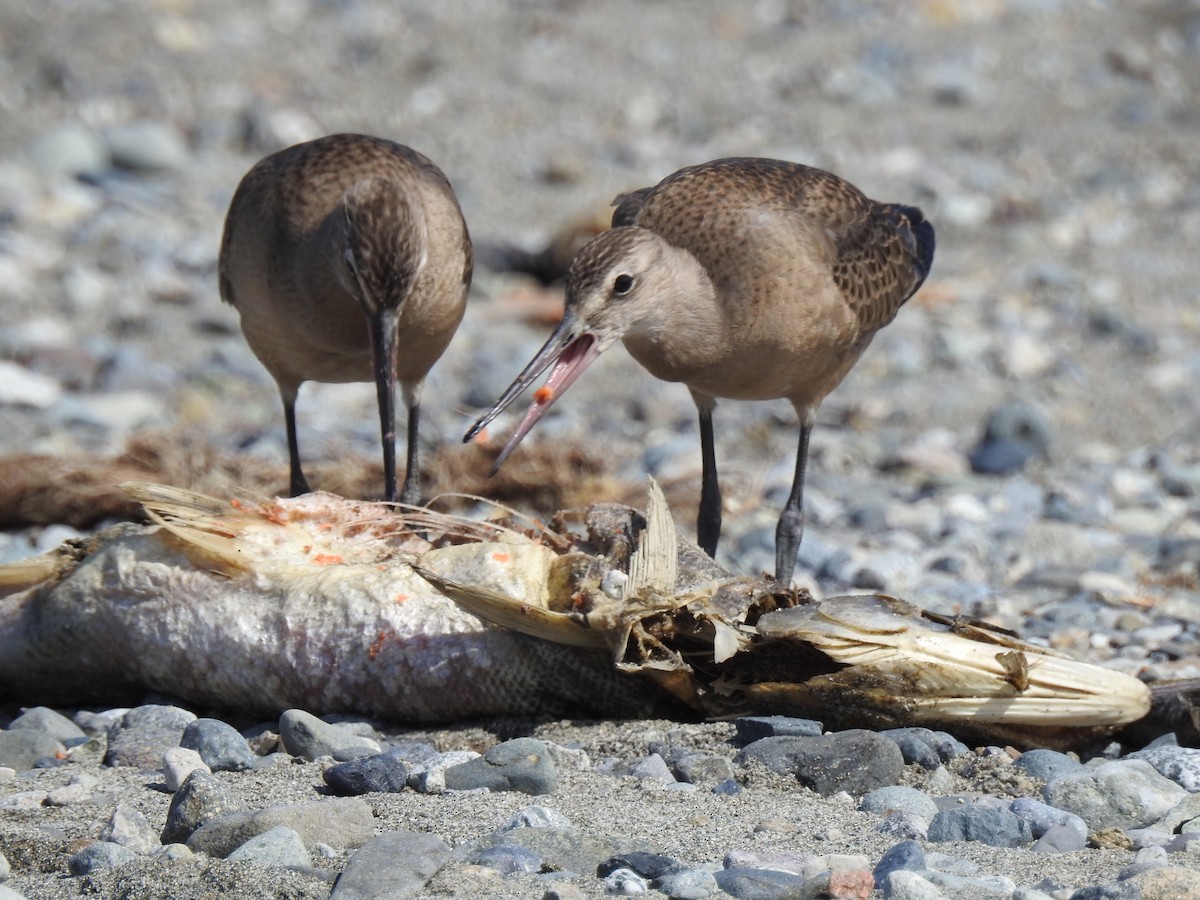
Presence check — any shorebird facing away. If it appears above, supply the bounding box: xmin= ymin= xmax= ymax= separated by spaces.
xmin=464 ymin=157 xmax=934 ymax=585
xmin=220 ymin=133 xmax=473 ymax=504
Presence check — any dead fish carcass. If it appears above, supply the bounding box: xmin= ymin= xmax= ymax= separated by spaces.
xmin=0 ymin=483 xmax=1150 ymax=747
xmin=0 ymin=487 xmax=663 ymax=721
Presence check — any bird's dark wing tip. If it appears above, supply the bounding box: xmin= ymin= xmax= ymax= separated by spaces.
xmin=890 ymin=204 xmax=936 ymax=290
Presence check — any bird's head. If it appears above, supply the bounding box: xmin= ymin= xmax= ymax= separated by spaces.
xmin=338 ymin=176 xmax=428 ymax=315
xmin=463 ymin=226 xmax=686 ymax=472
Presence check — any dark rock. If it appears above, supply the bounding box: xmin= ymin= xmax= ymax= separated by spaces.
xmin=927 ymin=805 xmax=1033 ymax=847
xmin=160 ymin=769 xmax=242 ymax=845
xmin=180 ymin=718 xmax=255 ymax=772
xmin=597 ymin=850 xmax=683 ymax=880
xmin=872 ymin=839 xmax=926 ymax=888
xmin=323 ymin=749 xmax=409 ymax=795
xmin=734 ymin=716 xmax=823 ymax=743
xmin=736 ymin=729 xmax=904 ymax=795
xmin=278 ymin=709 xmax=380 ymax=761
xmin=880 ymin=728 xmax=970 ymax=768
xmin=442 ymin=737 xmax=557 ymax=795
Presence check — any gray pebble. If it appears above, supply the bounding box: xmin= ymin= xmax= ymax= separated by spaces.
xmin=1009 ymin=797 xmax=1088 ymax=841
xmin=626 ymin=753 xmax=676 ymax=784
xmin=860 ymin=786 xmax=939 ymax=821
xmin=180 ymin=718 xmax=255 ymax=772
xmin=67 ymin=841 xmax=138 ymax=876
xmin=733 ymin=716 xmax=824 ymax=742
xmin=323 ymin=748 xmax=410 ymax=795
xmin=656 ymin=867 xmax=718 ymax=899
xmin=923 ymin=870 xmax=1016 ymax=895
xmin=968 ymin=400 xmax=1052 ymax=475
xmin=713 ymin=867 xmax=808 ymax=898
xmin=104 ymin=121 xmax=190 ymax=172
xmin=7 ymin=707 xmax=86 ymax=743
xmin=106 ymin=704 xmax=196 ymax=769
xmin=736 ymin=730 xmax=904 ymax=796
xmin=0 ymin=729 xmax=64 ymax=770
xmin=186 ymin=796 xmax=374 ymax=858
xmin=330 ymin=830 xmax=451 ymax=899
xmin=278 ymin=709 xmax=381 ymax=762
xmin=1032 ymin=822 xmax=1087 ymax=853
xmin=160 ymin=769 xmax=242 ymax=845
xmin=151 ymin=843 xmax=193 ymax=862
xmin=1041 ymin=759 xmax=1187 ymax=830
xmin=880 ymin=728 xmax=969 ymax=769
xmin=468 ymin=844 xmax=543 ymax=875
xmin=670 ymin=751 xmax=736 ymax=786
xmin=443 ymin=737 xmax=558 ymax=795
xmin=100 ymin=802 xmax=160 ymax=854
xmin=1013 ymin=748 xmax=1086 ymax=782
xmin=883 ymin=869 xmax=947 ymax=900
xmin=227 ymin=824 xmax=312 ymax=869
xmin=28 ymin=124 xmax=109 ymax=178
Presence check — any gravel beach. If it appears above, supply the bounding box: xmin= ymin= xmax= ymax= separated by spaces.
xmin=2 ymin=1 xmax=1200 ymax=897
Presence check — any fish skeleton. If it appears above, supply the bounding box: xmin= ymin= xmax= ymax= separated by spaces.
xmin=0 ymin=482 xmax=1151 ymax=747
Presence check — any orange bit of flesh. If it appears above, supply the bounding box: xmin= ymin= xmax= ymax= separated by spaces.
xmin=311 ymin=553 xmax=344 ymax=566
xmin=491 ymin=551 xmax=511 ymax=563
xmin=534 ymin=386 xmax=554 ymax=403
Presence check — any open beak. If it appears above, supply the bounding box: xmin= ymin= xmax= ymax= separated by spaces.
xmin=463 ymin=311 xmax=603 ymax=475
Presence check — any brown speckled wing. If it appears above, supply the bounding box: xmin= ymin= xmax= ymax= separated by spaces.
xmin=610 ymin=158 xmax=934 ymax=335
xmin=832 ymin=202 xmax=935 ymax=333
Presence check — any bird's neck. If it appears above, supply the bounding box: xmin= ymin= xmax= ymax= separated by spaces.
xmin=623 ymin=245 xmax=725 ymax=380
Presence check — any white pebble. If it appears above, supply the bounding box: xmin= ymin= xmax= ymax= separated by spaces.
xmin=162 ymin=747 xmax=210 ymax=792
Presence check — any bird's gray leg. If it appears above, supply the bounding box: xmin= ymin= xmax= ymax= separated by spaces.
xmin=696 ymin=400 xmax=722 ymax=558
xmin=400 ymin=385 xmax=422 ymax=507
xmin=282 ymin=389 xmax=311 ymax=497
xmin=774 ymin=418 xmax=813 ymax=585
xmin=369 ymin=308 xmax=401 ymax=503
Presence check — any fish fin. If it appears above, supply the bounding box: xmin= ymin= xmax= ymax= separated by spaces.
xmin=623 ymin=478 xmax=676 ymax=599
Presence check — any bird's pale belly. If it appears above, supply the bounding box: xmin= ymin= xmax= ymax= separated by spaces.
xmin=628 ymin=338 xmax=863 ymax=405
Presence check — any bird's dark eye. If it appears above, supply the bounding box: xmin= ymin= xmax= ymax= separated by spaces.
xmin=613 ymin=274 xmax=634 ymax=295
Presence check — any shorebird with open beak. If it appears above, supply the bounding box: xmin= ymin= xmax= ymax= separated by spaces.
xmin=465 ymin=157 xmax=933 ymax=585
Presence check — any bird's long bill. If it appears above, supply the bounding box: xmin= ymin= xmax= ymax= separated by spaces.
xmin=463 ymin=314 xmax=602 ymax=475
xmin=369 ymin=306 xmax=401 ymax=502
